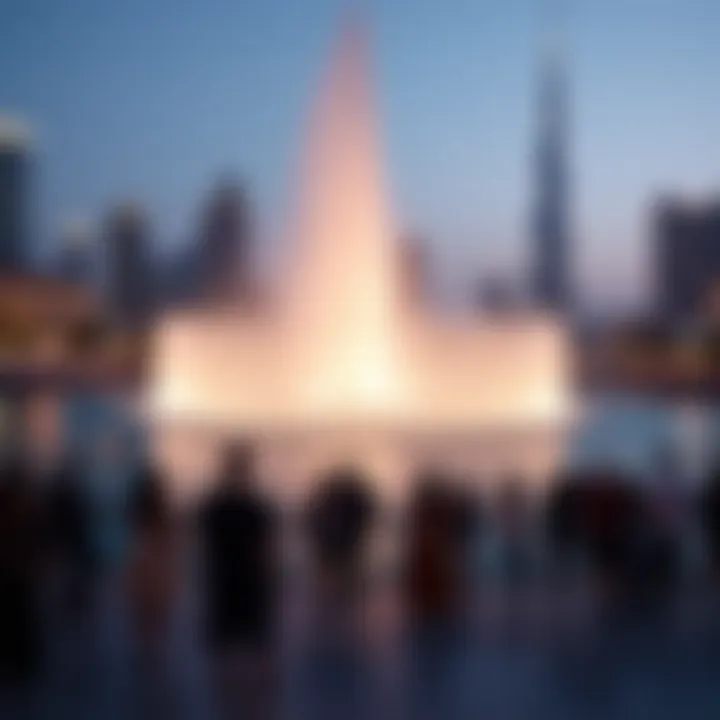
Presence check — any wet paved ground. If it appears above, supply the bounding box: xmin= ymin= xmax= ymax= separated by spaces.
xmin=4 ymin=573 xmax=720 ymax=720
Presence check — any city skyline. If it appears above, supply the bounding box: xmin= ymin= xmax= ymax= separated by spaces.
xmin=2 ymin=0 xmax=720 ymax=313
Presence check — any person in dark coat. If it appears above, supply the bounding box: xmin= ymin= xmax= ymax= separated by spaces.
xmin=699 ymin=465 xmax=720 ymax=579
xmin=642 ymin=453 xmax=689 ymax=608
xmin=495 ymin=476 xmax=534 ymax=587
xmin=45 ymin=455 xmax=95 ymax=618
xmin=403 ymin=475 xmax=477 ymax=720
xmin=404 ymin=475 xmax=469 ymax=628
xmin=124 ymin=463 xmax=179 ymax=717
xmin=305 ymin=467 xmax=377 ymax=593
xmin=199 ymin=443 xmax=277 ymax=651
xmin=546 ymin=472 xmax=585 ymax=573
xmin=0 ymin=459 xmax=45 ymax=689
xmin=127 ymin=464 xmax=168 ymax=533
xmin=198 ymin=442 xmax=278 ymax=719
xmin=580 ymin=469 xmax=643 ymax=610
xmin=125 ymin=464 xmax=178 ymax=653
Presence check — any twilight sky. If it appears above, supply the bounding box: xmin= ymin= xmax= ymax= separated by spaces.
xmin=1 ymin=0 xmax=719 ymax=311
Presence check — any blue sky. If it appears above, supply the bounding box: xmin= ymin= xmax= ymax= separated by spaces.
xmin=1 ymin=0 xmax=719 ymax=310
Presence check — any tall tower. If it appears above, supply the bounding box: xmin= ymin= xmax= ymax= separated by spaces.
xmin=0 ymin=118 xmax=31 ymax=273
xmin=104 ymin=202 xmax=154 ymax=327
xmin=57 ymin=219 xmax=95 ymax=287
xmin=532 ymin=26 xmax=572 ymax=313
xmin=197 ymin=178 xmax=251 ymax=304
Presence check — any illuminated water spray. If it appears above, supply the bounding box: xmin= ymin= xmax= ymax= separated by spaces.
xmin=149 ymin=18 xmax=571 ymax=499
xmin=286 ymin=22 xmax=405 ymax=419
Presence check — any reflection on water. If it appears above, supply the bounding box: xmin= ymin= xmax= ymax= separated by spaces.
xmin=570 ymin=394 xmax=720 ymax=484
xmin=156 ymin=395 xmax=720 ymax=500
xmin=15 ymin=391 xmax=720 ymax=491
xmin=155 ymin=424 xmax=567 ymax=502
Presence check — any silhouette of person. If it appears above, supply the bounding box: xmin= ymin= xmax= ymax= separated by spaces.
xmin=0 ymin=458 xmax=45 ymax=690
xmin=45 ymin=454 xmax=95 ymax=618
xmin=403 ymin=475 xmax=475 ymax=720
xmin=125 ymin=463 xmax=178 ymax=652
xmin=581 ymin=469 xmax=642 ymax=612
xmin=699 ymin=464 xmax=720 ymax=580
xmin=454 ymin=483 xmax=484 ymax=586
xmin=495 ymin=476 xmax=532 ymax=588
xmin=404 ymin=475 xmax=466 ymax=629
xmin=198 ymin=442 xmax=277 ymax=719
xmin=125 ymin=462 xmax=179 ymax=717
xmin=304 ymin=467 xmax=377 ymax=625
xmin=643 ymin=450 xmax=688 ymax=608
xmin=546 ymin=471 xmax=585 ymax=576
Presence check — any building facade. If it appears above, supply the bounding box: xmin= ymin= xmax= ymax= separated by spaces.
xmin=104 ymin=203 xmax=154 ymax=328
xmin=0 ymin=121 xmax=31 ymax=272
xmin=655 ymin=198 xmax=720 ymax=322
xmin=56 ymin=220 xmax=95 ymax=288
xmin=197 ymin=179 xmax=251 ymax=303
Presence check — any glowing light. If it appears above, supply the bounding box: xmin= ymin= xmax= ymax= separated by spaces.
xmin=148 ymin=19 xmax=571 ymax=496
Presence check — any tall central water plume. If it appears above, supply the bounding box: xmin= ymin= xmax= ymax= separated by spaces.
xmin=284 ymin=21 xmax=407 ymax=422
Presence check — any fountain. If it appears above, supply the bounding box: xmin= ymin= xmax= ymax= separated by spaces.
xmin=149 ymin=21 xmax=570 ymax=502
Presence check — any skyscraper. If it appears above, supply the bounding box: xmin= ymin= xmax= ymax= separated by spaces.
xmin=0 ymin=118 xmax=31 ymax=272
xmin=531 ymin=39 xmax=572 ymax=312
xmin=56 ymin=219 xmax=95 ymax=287
xmin=655 ymin=197 xmax=720 ymax=322
xmin=104 ymin=202 xmax=153 ymax=327
xmin=197 ymin=179 xmax=251 ymax=303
